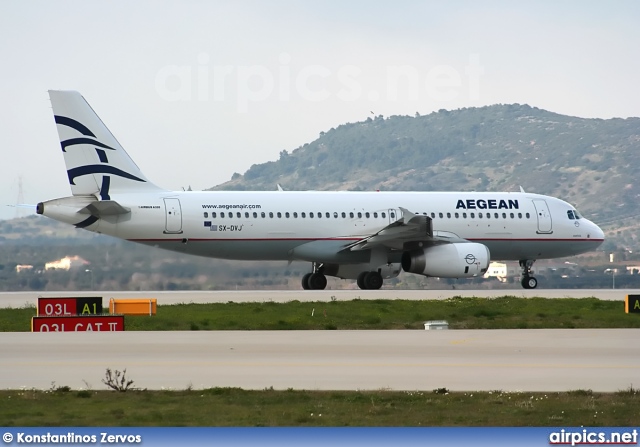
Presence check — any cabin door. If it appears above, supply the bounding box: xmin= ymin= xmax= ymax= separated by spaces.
xmin=532 ymin=199 xmax=552 ymax=234
xmin=163 ymin=198 xmax=183 ymax=234
xmin=388 ymin=208 xmax=401 ymax=224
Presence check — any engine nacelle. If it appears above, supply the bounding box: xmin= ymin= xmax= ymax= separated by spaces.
xmin=401 ymin=243 xmax=490 ymax=278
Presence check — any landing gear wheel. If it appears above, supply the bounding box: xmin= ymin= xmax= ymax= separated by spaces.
xmin=364 ymin=271 xmax=383 ymax=290
xmin=308 ymin=272 xmax=327 ymax=290
xmin=356 ymin=271 xmax=383 ymax=289
xmin=301 ymin=273 xmax=312 ymax=290
xmin=521 ymin=276 xmax=538 ymax=289
xmin=357 ymin=272 xmax=367 ymax=290
xmin=519 ymin=259 xmax=537 ymax=289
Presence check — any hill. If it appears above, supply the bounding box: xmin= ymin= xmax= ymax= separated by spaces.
xmin=212 ymin=104 xmax=640 ymax=235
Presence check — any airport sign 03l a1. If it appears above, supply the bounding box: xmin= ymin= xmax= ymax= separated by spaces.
xmin=37 ymin=296 xmax=103 ymax=316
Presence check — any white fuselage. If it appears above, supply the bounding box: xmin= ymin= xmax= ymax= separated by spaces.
xmin=41 ymin=90 xmax=606 ymax=289
xmin=42 ymin=190 xmax=604 ymax=264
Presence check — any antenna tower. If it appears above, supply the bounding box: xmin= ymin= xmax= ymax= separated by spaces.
xmin=16 ymin=176 xmax=25 ymax=219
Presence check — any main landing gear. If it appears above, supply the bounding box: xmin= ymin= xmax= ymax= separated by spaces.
xmin=302 ymin=263 xmax=327 ymax=290
xmin=356 ymin=271 xmax=383 ymax=290
xmin=300 ymin=264 xmax=385 ymax=290
xmin=519 ymin=259 xmax=538 ymax=289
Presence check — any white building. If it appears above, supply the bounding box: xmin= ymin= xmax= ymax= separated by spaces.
xmin=45 ymin=256 xmax=90 ymax=271
xmin=483 ymin=262 xmax=519 ymax=282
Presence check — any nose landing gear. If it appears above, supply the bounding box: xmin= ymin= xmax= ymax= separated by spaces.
xmin=519 ymin=259 xmax=538 ymax=289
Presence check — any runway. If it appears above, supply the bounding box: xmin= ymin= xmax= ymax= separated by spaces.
xmin=0 ymin=288 xmax=636 ymax=308
xmin=2 ymin=329 xmax=639 ymax=392
xmin=2 ymin=290 xmax=637 ymax=392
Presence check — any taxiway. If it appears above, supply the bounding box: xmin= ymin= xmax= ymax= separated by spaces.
xmin=2 ymin=329 xmax=638 ymax=392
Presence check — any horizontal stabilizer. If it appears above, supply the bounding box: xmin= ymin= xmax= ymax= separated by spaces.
xmin=78 ymin=200 xmax=130 ymax=217
xmin=6 ymin=204 xmax=37 ymax=209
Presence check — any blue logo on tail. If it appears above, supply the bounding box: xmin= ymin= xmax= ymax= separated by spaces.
xmin=55 ymin=115 xmax=146 ymax=195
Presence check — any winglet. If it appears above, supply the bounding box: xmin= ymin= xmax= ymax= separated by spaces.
xmin=519 ymin=186 xmax=526 ymax=193
xmin=399 ymin=207 xmax=415 ymax=224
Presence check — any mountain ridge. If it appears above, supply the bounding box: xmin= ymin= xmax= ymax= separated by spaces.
xmin=210 ymin=103 xmax=640 ymax=230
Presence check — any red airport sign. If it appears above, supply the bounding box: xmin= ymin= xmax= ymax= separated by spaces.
xmin=37 ymin=297 xmax=103 ymax=316
xmin=32 ymin=315 xmax=124 ymax=332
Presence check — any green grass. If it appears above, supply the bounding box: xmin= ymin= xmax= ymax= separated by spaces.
xmin=2 ymin=387 xmax=639 ymax=426
xmin=2 ymin=297 xmax=636 ymax=332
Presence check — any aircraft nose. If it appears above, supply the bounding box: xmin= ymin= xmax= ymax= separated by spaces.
xmin=591 ymin=222 xmax=605 ymax=242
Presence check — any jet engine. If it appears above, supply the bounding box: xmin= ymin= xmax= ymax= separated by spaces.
xmin=401 ymin=243 xmax=490 ymax=278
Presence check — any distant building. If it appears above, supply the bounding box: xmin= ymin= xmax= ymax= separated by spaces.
xmin=15 ymin=264 xmax=33 ymax=273
xmin=626 ymin=266 xmax=640 ymax=275
xmin=483 ymin=262 xmax=519 ymax=282
xmin=45 ymin=256 xmax=90 ymax=271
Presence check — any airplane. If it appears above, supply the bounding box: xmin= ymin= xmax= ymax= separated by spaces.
xmin=37 ymin=90 xmax=605 ymax=290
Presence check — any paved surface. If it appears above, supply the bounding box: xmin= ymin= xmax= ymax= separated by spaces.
xmin=0 ymin=288 xmax=636 ymax=308
xmin=3 ymin=290 xmax=636 ymax=392
xmin=2 ymin=329 xmax=638 ymax=392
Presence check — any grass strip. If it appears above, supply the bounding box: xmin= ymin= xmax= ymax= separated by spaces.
xmin=1 ymin=297 xmax=635 ymax=332
xmin=2 ymin=387 xmax=639 ymax=427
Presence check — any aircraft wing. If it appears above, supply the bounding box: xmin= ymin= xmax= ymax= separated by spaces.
xmin=342 ymin=207 xmax=439 ymax=251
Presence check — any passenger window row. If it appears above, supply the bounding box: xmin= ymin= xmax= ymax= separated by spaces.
xmin=203 ymin=211 xmax=393 ymax=219
xmin=428 ymin=211 xmax=530 ymax=219
xmin=202 ymin=211 xmax=531 ymax=219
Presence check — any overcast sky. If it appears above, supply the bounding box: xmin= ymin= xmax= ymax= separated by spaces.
xmin=2 ymin=1 xmax=640 ymax=220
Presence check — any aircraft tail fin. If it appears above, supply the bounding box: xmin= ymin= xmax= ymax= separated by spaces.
xmin=48 ymin=90 xmax=164 ymax=197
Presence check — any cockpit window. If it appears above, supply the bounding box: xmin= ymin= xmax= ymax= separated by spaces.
xmin=567 ymin=210 xmax=582 ymax=220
